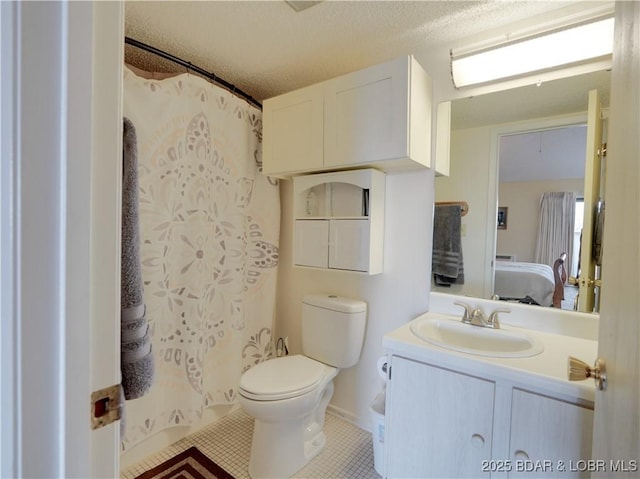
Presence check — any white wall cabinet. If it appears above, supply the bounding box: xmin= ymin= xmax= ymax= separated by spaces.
xmin=385 ymin=354 xmax=594 ymax=478
xmin=293 ymin=169 xmax=385 ymax=274
xmin=263 ymin=56 xmax=431 ymax=178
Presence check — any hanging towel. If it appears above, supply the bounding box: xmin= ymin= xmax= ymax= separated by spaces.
xmin=593 ymin=201 xmax=605 ymax=267
xmin=432 ymin=204 xmax=464 ymax=286
xmin=121 ymin=117 xmax=154 ymax=400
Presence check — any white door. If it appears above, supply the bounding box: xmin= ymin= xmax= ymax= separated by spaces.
xmin=591 ymin=1 xmax=640 ymax=472
xmin=576 ymin=89 xmax=604 ymax=312
xmin=1 ymin=2 xmax=123 ymax=477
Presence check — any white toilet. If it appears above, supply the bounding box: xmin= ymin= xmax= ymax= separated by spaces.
xmin=238 ymin=294 xmax=367 ymax=479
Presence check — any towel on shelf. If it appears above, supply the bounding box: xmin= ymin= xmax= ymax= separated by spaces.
xmin=121 ymin=117 xmax=154 ymax=401
xmin=432 ymin=204 xmax=464 ymax=286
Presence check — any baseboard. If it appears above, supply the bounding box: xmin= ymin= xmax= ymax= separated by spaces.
xmin=327 ymin=404 xmax=371 ymax=433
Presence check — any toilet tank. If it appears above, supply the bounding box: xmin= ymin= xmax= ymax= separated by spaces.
xmin=301 ymin=294 xmax=367 ymax=368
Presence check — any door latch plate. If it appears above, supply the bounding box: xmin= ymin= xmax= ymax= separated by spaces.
xmin=91 ymin=384 xmax=122 ymax=430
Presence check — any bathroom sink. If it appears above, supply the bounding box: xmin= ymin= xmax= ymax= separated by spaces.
xmin=409 ymin=315 xmax=544 ymax=358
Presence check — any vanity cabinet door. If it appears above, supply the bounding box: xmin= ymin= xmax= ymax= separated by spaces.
xmin=508 ymin=389 xmax=594 ymax=478
xmin=262 ymin=83 xmax=324 ymax=176
xmin=386 ymin=356 xmax=494 ymax=478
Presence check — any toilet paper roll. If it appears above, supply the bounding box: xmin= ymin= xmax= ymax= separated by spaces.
xmin=376 ymin=356 xmax=388 ymax=380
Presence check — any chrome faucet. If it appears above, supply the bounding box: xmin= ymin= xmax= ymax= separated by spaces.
xmin=487 ymin=308 xmax=511 ymax=329
xmin=454 ymin=301 xmax=487 ymax=327
xmin=454 ymin=301 xmax=510 ymax=329
xmin=453 ymin=301 xmax=474 ymax=323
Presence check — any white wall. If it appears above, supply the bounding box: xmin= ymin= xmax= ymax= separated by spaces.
xmin=497 ymin=178 xmax=584 ymax=264
xmin=275 ymin=169 xmax=433 ymax=428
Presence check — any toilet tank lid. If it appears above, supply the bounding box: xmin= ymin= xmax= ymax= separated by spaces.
xmin=303 ymin=294 xmax=367 ymax=313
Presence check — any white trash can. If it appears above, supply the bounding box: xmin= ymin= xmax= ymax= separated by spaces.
xmin=369 ymin=390 xmax=385 ymax=476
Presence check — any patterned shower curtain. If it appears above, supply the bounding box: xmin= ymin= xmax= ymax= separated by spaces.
xmin=121 ymin=66 xmax=279 ymax=450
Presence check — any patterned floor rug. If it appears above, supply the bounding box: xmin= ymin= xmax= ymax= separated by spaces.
xmin=135 ymin=446 xmax=235 ymax=479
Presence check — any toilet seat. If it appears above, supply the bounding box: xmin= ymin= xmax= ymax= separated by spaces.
xmin=239 ymin=355 xmax=331 ymax=401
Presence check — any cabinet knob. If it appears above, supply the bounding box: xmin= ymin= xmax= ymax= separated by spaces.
xmin=470 ymin=433 xmax=485 ymax=449
xmin=568 ymin=356 xmax=607 ymax=391
xmin=514 ymin=450 xmax=529 ymax=461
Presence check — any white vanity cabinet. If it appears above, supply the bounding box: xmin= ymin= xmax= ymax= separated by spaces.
xmin=263 ymin=55 xmax=431 ymax=178
xmin=384 ymin=352 xmax=595 ymax=478
xmin=292 ymin=169 xmax=384 ymax=274
xmin=385 ymin=356 xmax=494 ymax=478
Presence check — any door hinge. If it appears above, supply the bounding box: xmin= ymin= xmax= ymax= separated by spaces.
xmin=598 ymin=142 xmax=607 ymax=158
xmin=91 ymin=384 xmax=123 ymax=430
xmin=578 ymin=276 xmax=602 ymax=288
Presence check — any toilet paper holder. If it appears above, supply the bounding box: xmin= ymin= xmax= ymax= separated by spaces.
xmin=376 ymin=356 xmax=389 ymax=380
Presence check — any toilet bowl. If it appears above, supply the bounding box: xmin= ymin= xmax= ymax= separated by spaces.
xmin=239 ymin=355 xmax=338 ymax=479
xmin=238 ymin=294 xmax=367 ymax=479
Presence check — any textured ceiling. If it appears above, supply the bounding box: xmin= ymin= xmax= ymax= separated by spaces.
xmin=124 ymin=0 xmax=590 ymax=102
xmin=124 ymin=1 xmax=613 ymax=183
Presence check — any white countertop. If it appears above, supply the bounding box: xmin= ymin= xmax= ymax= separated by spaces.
xmin=383 ymin=311 xmax=598 ymax=404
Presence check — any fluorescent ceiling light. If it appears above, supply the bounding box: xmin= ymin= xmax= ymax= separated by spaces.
xmin=451 ymin=17 xmax=614 ymax=88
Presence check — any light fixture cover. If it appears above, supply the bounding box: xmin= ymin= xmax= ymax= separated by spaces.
xmin=285 ymin=1 xmax=323 ymax=13
xmin=451 ymin=17 xmax=615 ymax=88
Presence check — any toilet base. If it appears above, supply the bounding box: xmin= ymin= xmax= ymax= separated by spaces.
xmin=248 ymin=418 xmax=326 ymax=479
xmin=245 ymin=381 xmax=335 ymax=478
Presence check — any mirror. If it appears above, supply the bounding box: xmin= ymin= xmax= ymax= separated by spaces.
xmin=434 ymin=69 xmax=610 ymax=313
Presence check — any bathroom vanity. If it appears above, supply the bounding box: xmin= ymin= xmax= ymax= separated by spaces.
xmin=382 ymin=307 xmax=597 ymax=478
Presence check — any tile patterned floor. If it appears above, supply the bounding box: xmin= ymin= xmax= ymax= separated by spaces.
xmin=120 ymin=409 xmax=381 ymax=479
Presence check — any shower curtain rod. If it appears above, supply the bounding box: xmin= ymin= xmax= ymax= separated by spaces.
xmin=125 ymin=36 xmax=262 ymax=110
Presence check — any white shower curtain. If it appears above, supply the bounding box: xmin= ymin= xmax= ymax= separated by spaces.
xmin=121 ymin=66 xmax=279 ymax=450
xmin=535 ymin=191 xmax=575 ymax=273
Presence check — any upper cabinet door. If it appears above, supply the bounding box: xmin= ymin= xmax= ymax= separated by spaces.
xmin=263 ymin=83 xmax=324 ymax=176
xmin=324 ymin=56 xmax=409 ymax=168
xmin=262 ymin=56 xmax=431 ymax=177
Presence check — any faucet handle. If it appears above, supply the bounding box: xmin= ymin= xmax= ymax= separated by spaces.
xmin=453 ymin=301 xmax=474 ymax=321
xmin=488 ymin=308 xmax=511 ymax=328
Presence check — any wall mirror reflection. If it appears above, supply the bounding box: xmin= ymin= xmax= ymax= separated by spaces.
xmin=434 ymin=69 xmax=610 ymax=314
